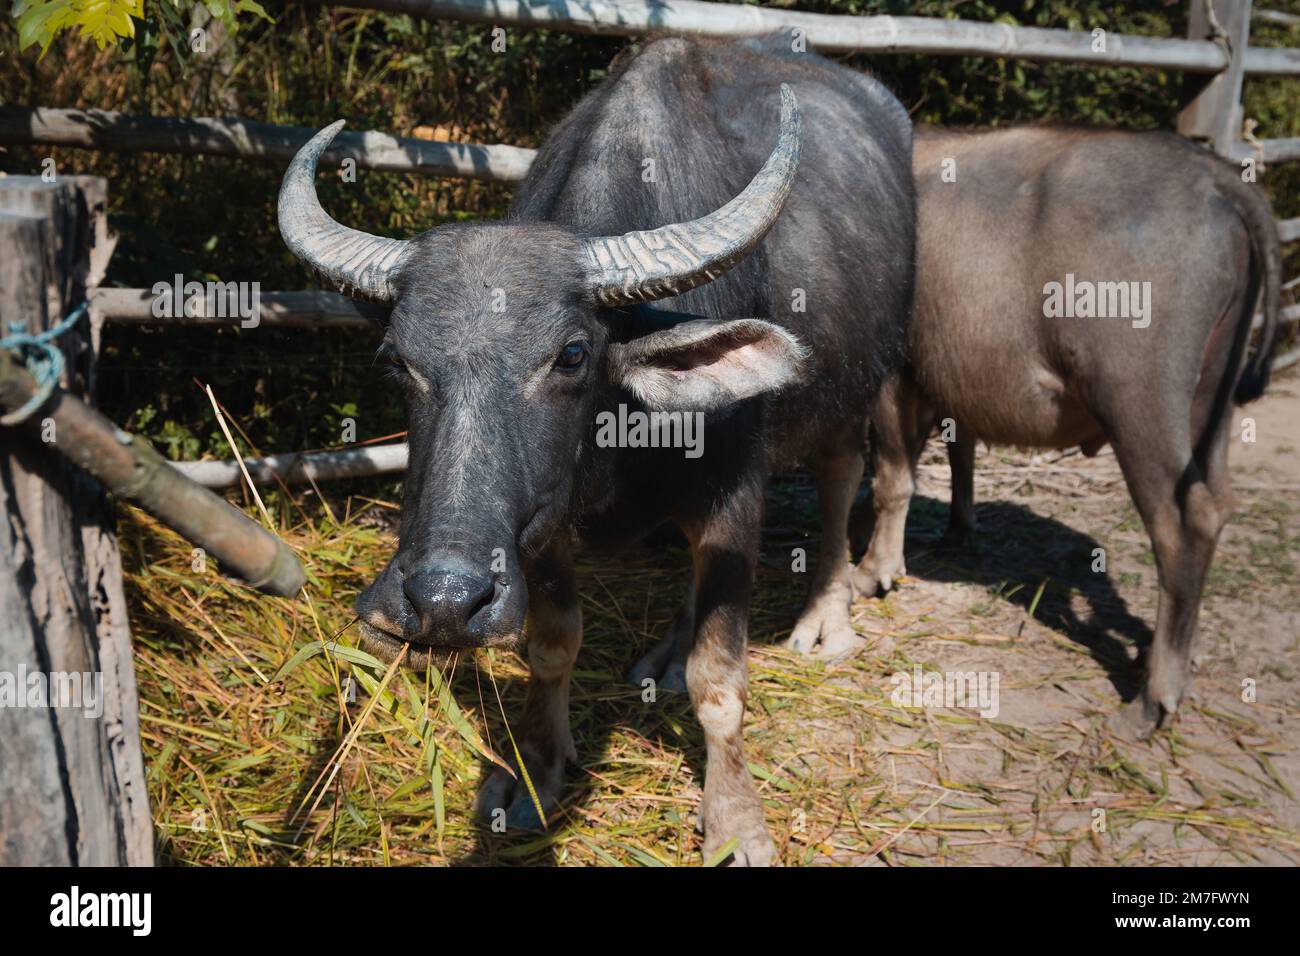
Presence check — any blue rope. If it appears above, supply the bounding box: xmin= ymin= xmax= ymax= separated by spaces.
xmin=0 ymin=301 xmax=88 ymax=426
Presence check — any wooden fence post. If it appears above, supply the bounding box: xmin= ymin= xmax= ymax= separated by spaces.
xmin=0 ymin=175 xmax=154 ymax=866
xmin=1179 ymin=0 xmax=1254 ymax=156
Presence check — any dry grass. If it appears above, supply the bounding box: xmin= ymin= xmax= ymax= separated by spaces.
xmin=125 ymin=390 xmax=1300 ymax=867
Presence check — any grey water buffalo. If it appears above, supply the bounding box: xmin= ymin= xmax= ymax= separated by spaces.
xmin=278 ymin=36 xmax=915 ymax=864
xmin=855 ymin=126 xmax=1280 ymax=739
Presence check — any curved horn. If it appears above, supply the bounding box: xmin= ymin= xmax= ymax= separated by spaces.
xmin=581 ymin=84 xmax=802 ymax=308
xmin=278 ymin=120 xmax=411 ymax=304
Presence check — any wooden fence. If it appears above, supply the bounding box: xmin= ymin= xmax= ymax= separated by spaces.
xmin=12 ymin=0 xmax=1295 ymax=493
xmin=4 ymin=3 xmax=1297 ymax=488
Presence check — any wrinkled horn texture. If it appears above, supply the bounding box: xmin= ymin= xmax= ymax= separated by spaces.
xmin=278 ymin=120 xmax=411 ymax=304
xmin=581 ymin=83 xmax=803 ymax=307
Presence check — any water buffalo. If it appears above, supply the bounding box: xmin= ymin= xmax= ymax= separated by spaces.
xmin=854 ymin=126 xmax=1280 ymax=739
xmin=278 ymin=36 xmax=915 ymax=864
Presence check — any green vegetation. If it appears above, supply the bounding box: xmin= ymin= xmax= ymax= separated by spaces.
xmin=12 ymin=0 xmax=270 ymax=56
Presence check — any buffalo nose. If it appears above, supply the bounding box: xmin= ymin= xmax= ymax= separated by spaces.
xmin=403 ymin=557 xmax=499 ymax=645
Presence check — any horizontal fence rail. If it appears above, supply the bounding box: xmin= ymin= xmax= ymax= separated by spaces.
xmin=0 ymin=353 xmax=307 ymax=595
xmin=89 ymin=287 xmax=386 ymax=327
xmin=1255 ymin=303 xmax=1300 ymax=328
xmin=7 ymin=111 xmax=1299 ymax=192
xmin=331 ymin=0 xmax=1300 ymax=74
xmin=93 ymin=290 xmax=1300 ymax=328
xmin=1229 ymin=136 xmax=1300 ymax=163
xmin=170 ymin=442 xmax=410 ymax=488
xmin=16 ymin=111 xmax=1300 ymax=249
xmin=1256 ymin=9 xmax=1300 ymax=28
xmin=0 ymin=107 xmax=536 ymax=183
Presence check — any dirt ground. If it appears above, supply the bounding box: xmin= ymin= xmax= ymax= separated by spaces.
xmin=734 ymin=374 xmax=1300 ymax=865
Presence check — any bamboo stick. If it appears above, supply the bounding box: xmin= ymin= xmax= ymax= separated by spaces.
xmin=89 ymin=287 xmax=384 ymax=328
xmin=330 ymin=0 xmax=1300 ymax=74
xmin=1229 ymin=136 xmax=1300 ymax=163
xmin=0 ymin=107 xmax=535 ymax=183
xmin=171 ymin=442 xmax=410 ymax=489
xmin=0 ymin=351 xmax=307 ymax=597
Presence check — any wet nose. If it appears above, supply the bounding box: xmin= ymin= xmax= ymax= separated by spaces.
xmin=402 ymin=554 xmax=500 ymax=645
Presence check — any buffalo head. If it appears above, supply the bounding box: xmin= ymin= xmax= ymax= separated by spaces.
xmin=277 ymin=87 xmax=805 ymax=668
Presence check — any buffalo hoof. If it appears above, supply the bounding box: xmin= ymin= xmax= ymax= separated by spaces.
xmin=785 ymin=592 xmax=863 ymax=661
xmin=703 ymin=805 xmax=776 ymax=867
xmin=851 ymin=554 xmax=906 ymax=598
xmin=1106 ymin=694 xmax=1167 ymax=742
xmin=627 ymin=631 xmax=689 ymax=695
xmin=474 ymin=746 xmax=570 ymax=834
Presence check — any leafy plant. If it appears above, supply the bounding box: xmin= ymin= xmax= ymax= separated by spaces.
xmin=12 ymin=0 xmax=270 ymax=56
xmin=14 ymin=0 xmax=144 ymax=53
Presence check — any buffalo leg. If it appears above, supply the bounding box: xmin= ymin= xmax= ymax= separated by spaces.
xmin=943 ymin=419 xmax=977 ymax=545
xmin=785 ymin=447 xmax=865 ymax=659
xmin=687 ymin=480 xmax=774 ymax=866
xmin=475 ymin=543 xmax=581 ymax=830
xmin=1107 ymin=417 xmax=1231 ymax=740
xmin=626 ymin=575 xmax=695 ymax=694
xmin=853 ymin=373 xmax=934 ymax=596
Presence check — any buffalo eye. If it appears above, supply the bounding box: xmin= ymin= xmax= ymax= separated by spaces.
xmin=378 ymin=346 xmax=408 ymax=380
xmin=555 ymin=341 xmax=588 ymax=372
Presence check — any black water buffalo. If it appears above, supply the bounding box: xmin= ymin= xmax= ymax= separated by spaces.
xmin=278 ymin=36 xmax=915 ymax=864
xmin=855 ymin=127 xmax=1280 ymax=739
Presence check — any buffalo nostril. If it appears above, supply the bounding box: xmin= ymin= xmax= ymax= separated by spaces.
xmin=469 ymin=580 xmax=501 ymax=621
xmin=402 ymin=562 xmax=500 ymax=644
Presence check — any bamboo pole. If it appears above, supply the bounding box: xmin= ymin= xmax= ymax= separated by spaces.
xmin=326 ymin=0 xmax=1300 ymax=74
xmin=1256 ymin=9 xmax=1300 ymax=27
xmin=171 ymin=442 xmax=410 ymax=489
xmin=1229 ymin=136 xmax=1300 ymax=163
xmin=1254 ymin=303 xmax=1300 ymax=329
xmin=91 ymin=280 xmax=1300 ymax=324
xmin=1272 ymin=344 xmax=1300 ymax=371
xmin=0 ymin=351 xmax=307 ymax=597
xmin=0 ymin=108 xmax=535 ymax=183
xmin=8 ymin=114 xmax=1298 ymax=202
xmin=90 ymin=287 xmax=384 ymax=328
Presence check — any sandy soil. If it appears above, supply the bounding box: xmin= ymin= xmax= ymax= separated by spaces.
xmin=755 ymin=375 xmax=1300 ymax=865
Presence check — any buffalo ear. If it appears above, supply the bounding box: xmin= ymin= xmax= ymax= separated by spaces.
xmin=607 ymin=319 xmax=807 ymax=412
